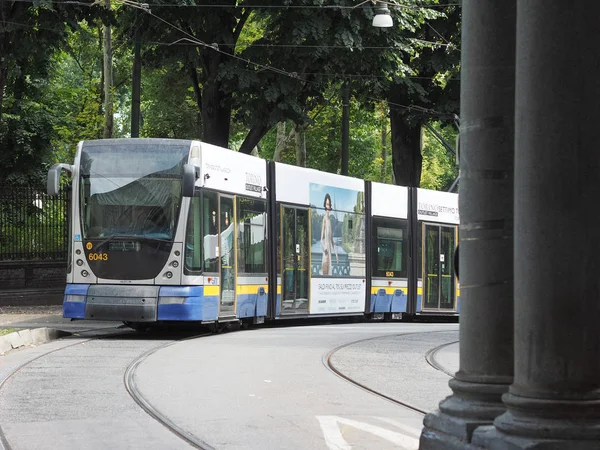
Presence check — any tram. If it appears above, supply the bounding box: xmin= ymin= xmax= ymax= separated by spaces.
xmin=47 ymin=138 xmax=458 ymax=327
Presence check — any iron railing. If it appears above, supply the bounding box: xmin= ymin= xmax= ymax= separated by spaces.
xmin=0 ymin=184 xmax=70 ymax=260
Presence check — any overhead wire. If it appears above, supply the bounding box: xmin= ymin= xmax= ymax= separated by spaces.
xmin=118 ymin=0 xmax=453 ymax=116
xmin=5 ymin=0 xmax=456 ymax=117
xmin=8 ymin=0 xmax=460 ymax=8
xmin=139 ymin=38 xmax=455 ymax=50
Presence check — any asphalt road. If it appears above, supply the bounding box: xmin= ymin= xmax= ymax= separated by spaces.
xmin=0 ymin=321 xmax=458 ymax=450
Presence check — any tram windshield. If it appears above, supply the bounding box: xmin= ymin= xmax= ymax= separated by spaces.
xmin=79 ymin=142 xmax=189 ymax=240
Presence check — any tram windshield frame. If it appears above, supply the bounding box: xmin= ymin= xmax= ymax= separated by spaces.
xmin=78 ymin=142 xmax=189 ymax=241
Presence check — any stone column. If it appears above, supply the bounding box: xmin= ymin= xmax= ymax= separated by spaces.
xmin=420 ymin=1 xmax=515 ymax=448
xmin=473 ymin=2 xmax=600 ymax=448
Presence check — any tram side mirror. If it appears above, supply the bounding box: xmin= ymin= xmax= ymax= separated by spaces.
xmin=454 ymin=244 xmax=459 ymax=281
xmin=183 ymin=164 xmax=199 ymax=197
xmin=47 ymin=164 xmax=73 ymax=196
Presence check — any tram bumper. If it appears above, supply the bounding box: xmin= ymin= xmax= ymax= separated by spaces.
xmin=84 ymin=285 xmax=159 ymax=322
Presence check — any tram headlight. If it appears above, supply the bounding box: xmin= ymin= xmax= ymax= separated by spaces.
xmin=165 ymin=271 xmax=173 ymax=279
xmin=174 ymin=250 xmax=181 ymax=256
xmin=81 ymin=270 xmax=89 ymax=277
xmin=76 ymin=259 xmax=84 ymax=266
xmin=170 ymin=261 xmax=179 ymax=268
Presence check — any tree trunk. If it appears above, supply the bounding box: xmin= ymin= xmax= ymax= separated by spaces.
xmin=103 ymin=0 xmax=113 ymax=139
xmin=380 ymin=123 xmax=388 ymax=182
xmin=189 ymin=65 xmax=202 ymax=113
xmin=0 ymin=63 xmax=6 ymax=120
xmin=341 ymin=82 xmax=350 ymax=175
xmin=239 ymin=123 xmax=271 ymax=154
xmin=201 ymin=50 xmax=231 ymax=148
xmin=130 ymin=31 xmax=141 ymax=138
xmin=273 ymin=122 xmax=286 ymax=162
xmin=389 ymin=107 xmax=422 ymax=187
xmin=295 ymin=125 xmax=306 ymax=168
xmin=98 ymin=24 xmax=104 ymax=118
xmin=10 ymin=73 xmax=24 ymax=115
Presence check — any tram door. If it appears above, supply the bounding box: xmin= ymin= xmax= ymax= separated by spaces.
xmin=281 ymin=207 xmax=309 ymax=314
xmin=219 ymin=195 xmax=236 ymax=317
xmin=423 ymin=224 xmax=457 ymax=311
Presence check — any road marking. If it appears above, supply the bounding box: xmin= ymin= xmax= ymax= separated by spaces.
xmin=316 ymin=415 xmax=420 ymax=450
xmin=372 ymin=417 xmax=422 ymax=439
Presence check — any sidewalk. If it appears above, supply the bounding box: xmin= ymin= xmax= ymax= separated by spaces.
xmin=0 ymin=305 xmax=121 ymax=355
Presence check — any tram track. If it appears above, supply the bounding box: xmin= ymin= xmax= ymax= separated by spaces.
xmin=0 ymin=324 xmax=457 ymax=450
xmin=123 ymin=332 xmax=214 ymax=450
xmin=425 ymin=339 xmax=459 ymax=377
xmin=323 ymin=330 xmax=458 ymax=417
xmin=0 ymin=335 xmax=103 ymax=450
xmin=0 ymin=326 xmax=207 ymax=450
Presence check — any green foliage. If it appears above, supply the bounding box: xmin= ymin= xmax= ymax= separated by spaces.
xmin=0 ymin=329 xmax=18 ymax=337
xmin=0 ymin=102 xmax=56 ymax=185
xmin=139 ymin=66 xmax=201 ymax=139
xmin=49 ymin=31 xmax=104 ymax=163
xmin=0 ymin=0 xmax=105 ymax=181
xmin=421 ymin=121 xmax=458 ymax=191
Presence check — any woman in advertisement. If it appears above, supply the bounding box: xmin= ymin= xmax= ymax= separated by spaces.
xmin=320 ymin=193 xmax=338 ymax=275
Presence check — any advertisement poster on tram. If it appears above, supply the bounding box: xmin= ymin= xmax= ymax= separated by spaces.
xmin=309 ymin=183 xmax=366 ymax=314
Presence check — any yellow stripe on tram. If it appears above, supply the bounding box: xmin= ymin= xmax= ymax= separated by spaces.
xmin=236 ymin=285 xmax=269 ymax=295
xmin=371 ymin=287 xmax=408 ymax=295
xmin=204 ymin=286 xmax=220 ymax=296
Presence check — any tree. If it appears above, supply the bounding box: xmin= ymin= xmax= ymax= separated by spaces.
xmin=241 ymin=1 xmax=460 ymax=186
xmin=421 ymin=121 xmax=458 ymax=191
xmin=230 ymin=0 xmax=431 ymax=154
xmin=0 ymin=0 xmax=104 ymax=183
xmin=119 ymin=1 xmax=253 ymax=147
xmin=384 ymin=4 xmax=461 ymax=187
xmin=116 ymin=1 xmax=440 ymax=154
xmin=112 ymin=0 xmax=458 ymax=189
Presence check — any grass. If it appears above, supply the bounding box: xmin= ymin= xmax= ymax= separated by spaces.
xmin=0 ymin=328 xmax=18 ymax=337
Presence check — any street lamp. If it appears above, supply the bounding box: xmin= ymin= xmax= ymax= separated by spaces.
xmin=372 ymin=1 xmax=393 ymax=28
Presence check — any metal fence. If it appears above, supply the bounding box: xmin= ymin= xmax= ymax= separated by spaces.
xmin=0 ymin=184 xmax=70 ymax=260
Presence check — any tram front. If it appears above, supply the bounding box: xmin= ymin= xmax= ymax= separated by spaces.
xmin=48 ymin=139 xmax=193 ymax=324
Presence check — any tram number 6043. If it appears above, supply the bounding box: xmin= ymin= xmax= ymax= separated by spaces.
xmin=88 ymin=253 xmax=108 ymax=261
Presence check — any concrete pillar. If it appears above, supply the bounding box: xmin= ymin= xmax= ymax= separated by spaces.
xmin=472 ymin=2 xmax=600 ymax=448
xmin=419 ymin=1 xmax=515 ymax=448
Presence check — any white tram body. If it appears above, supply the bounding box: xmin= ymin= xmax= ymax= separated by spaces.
xmin=48 ymin=139 xmax=459 ymax=326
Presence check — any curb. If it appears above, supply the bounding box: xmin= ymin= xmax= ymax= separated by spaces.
xmin=0 ymin=328 xmax=71 ymax=355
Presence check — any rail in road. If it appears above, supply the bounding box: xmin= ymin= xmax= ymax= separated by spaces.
xmin=0 ymin=322 xmax=458 ymax=450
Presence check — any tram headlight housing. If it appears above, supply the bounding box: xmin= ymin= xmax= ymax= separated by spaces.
xmin=65 ymin=295 xmax=86 ymax=303
xmin=170 ymin=261 xmax=179 ymax=268
xmin=76 ymin=259 xmax=84 ymax=266
xmin=165 ymin=271 xmax=173 ymax=279
xmin=81 ymin=270 xmax=89 ymax=277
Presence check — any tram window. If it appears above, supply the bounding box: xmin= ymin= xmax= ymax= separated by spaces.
xmin=237 ymin=197 xmax=267 ymax=274
xmin=184 ymin=194 xmax=202 ymax=272
xmin=372 ymin=218 xmax=408 ymax=278
xmin=203 ymin=191 xmax=219 ymax=273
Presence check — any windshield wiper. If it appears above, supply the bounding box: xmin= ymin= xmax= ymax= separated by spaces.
xmin=91 ymin=233 xmax=172 ymax=250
